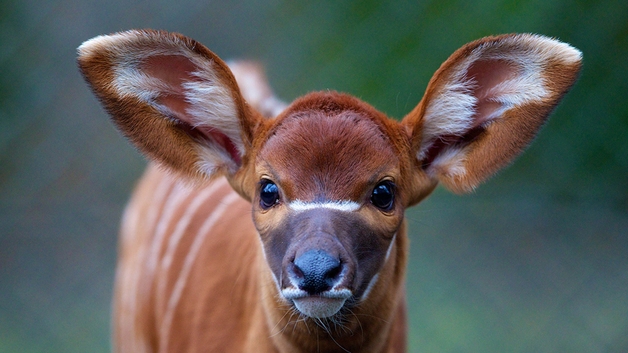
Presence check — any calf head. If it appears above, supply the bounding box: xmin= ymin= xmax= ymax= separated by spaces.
xmin=78 ymin=30 xmax=581 ymax=324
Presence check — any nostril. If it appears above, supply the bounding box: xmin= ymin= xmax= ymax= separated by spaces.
xmin=326 ymin=261 xmax=342 ymax=279
xmin=292 ymin=250 xmax=342 ymax=295
xmin=291 ymin=263 xmax=304 ymax=279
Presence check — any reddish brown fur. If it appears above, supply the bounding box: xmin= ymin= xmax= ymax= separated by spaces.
xmin=78 ymin=30 xmax=581 ymax=352
xmin=260 ymin=93 xmax=401 ymax=201
xmin=402 ymin=35 xmax=582 ymax=193
xmin=78 ymin=30 xmax=261 ymax=181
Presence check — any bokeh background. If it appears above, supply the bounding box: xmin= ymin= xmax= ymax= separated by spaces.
xmin=1 ymin=0 xmax=627 ymax=352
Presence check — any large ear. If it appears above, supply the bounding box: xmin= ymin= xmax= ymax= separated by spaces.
xmin=402 ymin=34 xmax=582 ymax=193
xmin=77 ymin=29 xmax=261 ymax=181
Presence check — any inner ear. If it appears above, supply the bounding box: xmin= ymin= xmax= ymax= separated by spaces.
xmin=420 ymin=126 xmax=484 ymax=170
xmin=420 ymin=58 xmax=529 ymax=170
xmin=140 ymin=55 xmax=243 ymax=165
xmin=403 ymin=34 xmax=581 ymax=193
xmin=467 ymin=59 xmax=521 ymax=125
xmin=142 ymin=55 xmax=200 ymax=119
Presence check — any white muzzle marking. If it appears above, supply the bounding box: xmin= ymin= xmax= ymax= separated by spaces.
xmin=281 ymin=287 xmax=352 ymax=318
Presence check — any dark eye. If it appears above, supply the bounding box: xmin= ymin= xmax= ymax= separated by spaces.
xmin=260 ymin=180 xmax=280 ymax=209
xmin=371 ymin=181 xmax=395 ymax=211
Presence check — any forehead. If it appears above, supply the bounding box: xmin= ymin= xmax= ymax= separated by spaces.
xmin=257 ymin=108 xmax=399 ymax=201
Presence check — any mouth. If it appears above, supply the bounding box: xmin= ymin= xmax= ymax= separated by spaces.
xmin=281 ymin=287 xmax=352 ymax=318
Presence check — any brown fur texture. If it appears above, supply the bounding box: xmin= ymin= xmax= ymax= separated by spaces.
xmin=78 ymin=30 xmax=581 ymax=352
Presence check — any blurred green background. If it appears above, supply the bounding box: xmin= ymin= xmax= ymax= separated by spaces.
xmin=1 ymin=0 xmax=627 ymax=352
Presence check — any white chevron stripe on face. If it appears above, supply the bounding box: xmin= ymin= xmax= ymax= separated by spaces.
xmin=288 ymin=200 xmax=361 ymax=213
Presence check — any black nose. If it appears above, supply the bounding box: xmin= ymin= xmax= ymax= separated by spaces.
xmin=292 ymin=250 xmax=342 ymax=294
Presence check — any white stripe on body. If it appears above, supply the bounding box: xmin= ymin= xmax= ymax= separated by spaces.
xmin=156 ymin=178 xmax=229 ymax=309
xmin=146 ymin=181 xmax=194 ymax=281
xmin=159 ymin=191 xmax=240 ymax=352
xmin=117 ymin=173 xmax=174 ymax=353
xmin=119 ymin=174 xmax=233 ymax=352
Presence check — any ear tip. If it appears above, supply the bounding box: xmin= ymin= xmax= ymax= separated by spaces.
xmin=515 ymin=33 xmax=583 ymax=65
xmin=537 ymin=34 xmax=582 ymax=63
xmin=77 ymin=34 xmax=109 ymax=59
xmin=76 ymin=29 xmax=167 ymax=59
xmin=475 ymin=33 xmax=583 ymax=67
xmin=77 ymin=31 xmax=133 ymax=61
